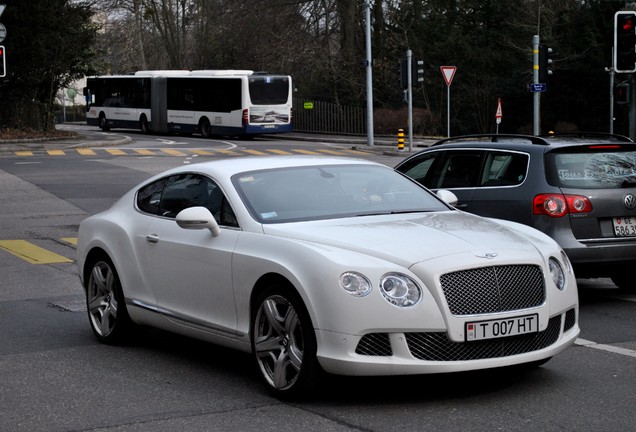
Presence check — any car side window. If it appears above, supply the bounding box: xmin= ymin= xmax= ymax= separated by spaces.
xmin=137 ymin=179 xmax=166 ymax=215
xmin=396 ymin=152 xmax=440 ymax=187
xmin=137 ymin=174 xmax=238 ymax=227
xmin=480 ymin=152 xmax=529 ymax=186
xmin=436 ymin=152 xmax=482 ymax=188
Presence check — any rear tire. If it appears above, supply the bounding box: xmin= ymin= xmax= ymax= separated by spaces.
xmin=85 ymin=256 xmax=132 ymax=344
xmin=139 ymin=115 xmax=150 ymax=134
xmin=99 ymin=113 xmax=110 ymax=131
xmin=200 ymin=118 xmax=212 ymax=138
xmin=251 ymin=286 xmax=322 ymax=399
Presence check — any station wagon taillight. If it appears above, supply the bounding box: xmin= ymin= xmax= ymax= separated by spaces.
xmin=533 ymin=194 xmax=592 ymax=218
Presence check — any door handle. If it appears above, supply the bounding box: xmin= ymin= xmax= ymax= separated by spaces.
xmin=455 ymin=203 xmax=468 ymax=210
xmin=146 ymin=234 xmax=159 ymax=243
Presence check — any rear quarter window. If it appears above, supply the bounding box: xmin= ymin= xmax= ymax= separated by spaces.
xmin=547 ymin=148 xmax=636 ymax=188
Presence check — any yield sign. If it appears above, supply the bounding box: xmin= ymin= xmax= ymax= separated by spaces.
xmin=495 ymin=98 xmax=503 ymax=124
xmin=440 ymin=66 xmax=457 ymax=87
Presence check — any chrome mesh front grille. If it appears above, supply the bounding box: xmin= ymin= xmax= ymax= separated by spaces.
xmin=355 ymin=333 xmax=392 ymax=356
xmin=440 ymin=265 xmax=545 ymax=315
xmin=405 ymin=315 xmax=562 ymax=361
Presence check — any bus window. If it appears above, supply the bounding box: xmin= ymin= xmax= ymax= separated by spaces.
xmin=248 ymin=76 xmax=289 ymax=105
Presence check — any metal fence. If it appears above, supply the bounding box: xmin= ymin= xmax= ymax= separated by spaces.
xmin=293 ymin=97 xmax=366 ymax=135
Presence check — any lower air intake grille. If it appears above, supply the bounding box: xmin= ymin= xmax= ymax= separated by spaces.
xmin=355 ymin=333 xmax=392 ymax=356
xmin=440 ymin=265 xmax=545 ymax=315
xmin=563 ymin=308 xmax=576 ymax=332
xmin=405 ymin=315 xmax=562 ymax=361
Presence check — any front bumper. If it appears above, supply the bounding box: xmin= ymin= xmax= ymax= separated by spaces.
xmin=315 ymin=308 xmax=579 ymax=376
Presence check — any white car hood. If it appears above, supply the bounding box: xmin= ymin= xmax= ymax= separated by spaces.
xmin=262 ymin=211 xmax=540 ymax=268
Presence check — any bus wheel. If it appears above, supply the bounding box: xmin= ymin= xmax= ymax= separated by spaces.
xmin=200 ymin=118 xmax=212 ymax=138
xmin=99 ymin=114 xmax=110 ymax=131
xmin=139 ymin=115 xmax=150 ymax=134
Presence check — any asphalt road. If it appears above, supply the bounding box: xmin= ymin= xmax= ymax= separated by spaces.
xmin=0 ymin=125 xmax=635 ymax=432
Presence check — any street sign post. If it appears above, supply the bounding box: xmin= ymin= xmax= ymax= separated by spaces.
xmin=530 ymin=83 xmax=547 ymax=92
xmin=495 ymin=98 xmax=502 ymax=134
xmin=440 ymin=66 xmax=457 ymax=137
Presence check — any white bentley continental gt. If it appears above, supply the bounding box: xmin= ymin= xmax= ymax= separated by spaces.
xmin=77 ymin=156 xmax=580 ymax=398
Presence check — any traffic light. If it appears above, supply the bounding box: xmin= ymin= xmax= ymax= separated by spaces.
xmin=0 ymin=45 xmax=5 ymax=78
xmin=413 ymin=59 xmax=424 ymax=84
xmin=399 ymin=58 xmax=408 ymax=89
xmin=614 ymin=11 xmax=636 ymax=73
xmin=538 ymin=45 xmax=553 ymax=82
xmin=615 ymin=81 xmax=630 ymax=104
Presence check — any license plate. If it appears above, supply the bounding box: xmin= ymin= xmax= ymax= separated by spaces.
xmin=612 ymin=216 xmax=636 ymax=237
xmin=466 ymin=314 xmax=538 ymax=341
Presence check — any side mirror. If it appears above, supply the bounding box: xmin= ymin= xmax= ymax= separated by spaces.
xmin=176 ymin=206 xmax=221 ymax=237
xmin=436 ymin=189 xmax=458 ymax=207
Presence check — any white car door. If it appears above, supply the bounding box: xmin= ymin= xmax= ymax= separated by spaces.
xmin=138 ymin=173 xmax=240 ymax=335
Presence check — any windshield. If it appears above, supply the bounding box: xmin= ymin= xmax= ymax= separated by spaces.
xmin=233 ymin=164 xmax=448 ymax=223
xmin=248 ymin=76 xmax=290 ymax=105
xmin=548 ymin=148 xmax=636 ymax=189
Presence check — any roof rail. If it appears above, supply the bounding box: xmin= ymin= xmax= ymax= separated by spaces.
xmin=431 ymin=134 xmax=550 ymax=146
xmin=540 ymin=132 xmax=633 ymax=142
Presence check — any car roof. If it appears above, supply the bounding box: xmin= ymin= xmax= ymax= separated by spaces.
xmin=149 ymin=155 xmax=381 ymax=180
xmin=417 ymin=133 xmax=636 ymax=152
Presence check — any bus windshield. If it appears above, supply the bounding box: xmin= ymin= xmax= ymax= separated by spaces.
xmin=248 ymin=76 xmax=289 ymax=105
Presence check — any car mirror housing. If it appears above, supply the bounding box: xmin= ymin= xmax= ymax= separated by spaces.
xmin=176 ymin=206 xmax=221 ymax=237
xmin=436 ymin=189 xmax=458 ymax=207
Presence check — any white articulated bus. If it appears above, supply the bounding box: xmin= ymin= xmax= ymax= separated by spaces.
xmin=83 ymin=70 xmax=293 ymax=137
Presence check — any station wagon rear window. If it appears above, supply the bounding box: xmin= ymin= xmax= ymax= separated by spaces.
xmin=547 ymin=147 xmax=636 ymax=188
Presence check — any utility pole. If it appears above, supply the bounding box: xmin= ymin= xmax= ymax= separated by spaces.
xmin=532 ymin=35 xmax=540 ymax=135
xmin=364 ymin=1 xmax=374 ymax=146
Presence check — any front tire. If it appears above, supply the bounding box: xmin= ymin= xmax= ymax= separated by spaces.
xmin=139 ymin=115 xmax=150 ymax=134
xmin=85 ymin=256 xmax=132 ymax=344
xmin=99 ymin=113 xmax=110 ymax=131
xmin=251 ymin=287 xmax=321 ymax=399
xmin=200 ymin=118 xmax=212 ymax=138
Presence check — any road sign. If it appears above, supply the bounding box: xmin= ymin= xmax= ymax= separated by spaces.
xmin=303 ymin=101 xmax=314 ymax=110
xmin=440 ymin=66 xmax=457 ymax=87
xmin=495 ymin=98 xmax=503 ymax=124
xmin=530 ymin=83 xmax=547 ymax=92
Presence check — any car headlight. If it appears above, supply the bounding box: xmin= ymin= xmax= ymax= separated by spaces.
xmin=549 ymin=257 xmax=567 ymax=291
xmin=339 ymin=272 xmax=372 ymax=297
xmin=560 ymin=250 xmax=573 ymax=274
xmin=379 ymin=273 xmax=421 ymax=307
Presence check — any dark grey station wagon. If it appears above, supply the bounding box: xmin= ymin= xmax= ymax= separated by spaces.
xmin=395 ymin=133 xmax=636 ymax=290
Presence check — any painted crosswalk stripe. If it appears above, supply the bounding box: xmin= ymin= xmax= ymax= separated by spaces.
xmin=76 ymin=148 xmax=97 ymax=156
xmin=60 ymin=237 xmax=78 ymax=246
xmin=217 ymin=149 xmax=241 ymax=155
xmin=316 ymin=149 xmax=346 ymax=155
xmin=134 ymin=149 xmax=155 ymax=155
xmin=191 ymin=149 xmax=215 ymax=155
xmin=106 ymin=149 xmax=127 ymax=155
xmin=267 ymin=149 xmax=292 ymax=155
xmin=576 ymin=338 xmax=636 ymax=359
xmin=292 ymin=149 xmax=321 ymax=155
xmin=47 ymin=150 xmax=65 ymax=156
xmin=162 ymin=149 xmax=187 ymax=156
xmin=0 ymin=240 xmax=73 ymax=264
xmin=243 ymin=149 xmax=268 ymax=156
xmin=15 ymin=151 xmax=33 ymax=156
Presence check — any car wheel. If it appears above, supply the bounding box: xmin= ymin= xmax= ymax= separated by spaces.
xmin=251 ymin=287 xmax=321 ymax=399
xmin=86 ymin=256 xmax=132 ymax=344
xmin=610 ymin=271 xmax=635 ymax=291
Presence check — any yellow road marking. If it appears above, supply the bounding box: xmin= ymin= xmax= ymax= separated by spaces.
xmin=76 ymin=148 xmax=97 ymax=156
xmin=191 ymin=149 xmax=215 ymax=155
xmin=341 ymin=149 xmax=368 ymax=155
xmin=106 ymin=149 xmax=127 ymax=155
xmin=60 ymin=237 xmax=77 ymax=246
xmin=292 ymin=149 xmax=320 ymax=155
xmin=217 ymin=149 xmax=241 ymax=155
xmin=47 ymin=150 xmax=65 ymax=156
xmin=267 ymin=149 xmax=292 ymax=155
xmin=315 ymin=149 xmax=346 ymax=155
xmin=162 ymin=149 xmax=186 ymax=156
xmin=15 ymin=151 xmax=33 ymax=156
xmin=0 ymin=240 xmax=73 ymax=264
xmin=134 ymin=149 xmax=155 ymax=155
xmin=243 ymin=149 xmax=268 ymax=156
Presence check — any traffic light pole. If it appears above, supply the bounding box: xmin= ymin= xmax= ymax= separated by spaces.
xmin=406 ymin=49 xmax=414 ymax=151
xmin=533 ymin=35 xmax=540 ymax=135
